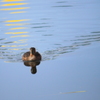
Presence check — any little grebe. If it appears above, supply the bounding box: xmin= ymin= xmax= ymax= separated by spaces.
xmin=22 ymin=47 xmax=42 ymax=61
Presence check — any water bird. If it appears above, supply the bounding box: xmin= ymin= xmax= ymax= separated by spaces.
xmin=22 ymin=47 xmax=42 ymax=61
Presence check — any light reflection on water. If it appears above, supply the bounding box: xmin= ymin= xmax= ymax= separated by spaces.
xmin=1 ymin=0 xmax=24 ymax=2
xmin=0 ymin=0 xmax=100 ymax=63
xmin=1 ymin=3 xmax=28 ymax=6
xmin=38 ymin=91 xmax=86 ymax=97
xmin=0 ymin=0 xmax=30 ymax=62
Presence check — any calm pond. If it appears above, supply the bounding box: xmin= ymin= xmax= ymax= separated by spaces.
xmin=0 ymin=0 xmax=100 ymax=100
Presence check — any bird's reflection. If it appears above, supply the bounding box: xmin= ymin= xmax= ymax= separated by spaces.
xmin=23 ymin=61 xmax=41 ymax=74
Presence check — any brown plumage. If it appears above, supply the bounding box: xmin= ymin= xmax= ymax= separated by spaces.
xmin=22 ymin=47 xmax=42 ymax=61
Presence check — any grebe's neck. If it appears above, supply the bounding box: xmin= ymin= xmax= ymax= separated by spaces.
xmin=30 ymin=49 xmax=36 ymax=55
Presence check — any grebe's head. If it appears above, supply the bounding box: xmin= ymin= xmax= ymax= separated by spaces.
xmin=30 ymin=47 xmax=36 ymax=54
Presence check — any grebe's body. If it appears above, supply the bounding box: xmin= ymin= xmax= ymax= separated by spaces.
xmin=22 ymin=47 xmax=41 ymax=61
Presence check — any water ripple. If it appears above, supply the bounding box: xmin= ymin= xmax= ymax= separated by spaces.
xmin=42 ymin=32 xmax=100 ymax=61
xmin=53 ymin=0 xmax=72 ymax=8
xmin=0 ymin=0 xmax=100 ymax=63
xmin=52 ymin=5 xmax=72 ymax=7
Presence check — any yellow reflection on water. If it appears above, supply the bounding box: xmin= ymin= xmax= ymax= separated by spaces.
xmin=6 ymin=32 xmax=28 ymax=34
xmin=2 ymin=0 xmax=24 ymax=2
xmin=1 ymin=44 xmax=27 ymax=47
xmin=6 ymin=23 xmax=29 ymax=26
xmin=17 ymin=39 xmax=27 ymax=43
xmin=2 ymin=3 xmax=28 ymax=6
xmin=9 ymin=27 xmax=27 ymax=30
xmin=5 ymin=19 xmax=29 ymax=22
xmin=1 ymin=7 xmax=30 ymax=10
xmin=11 ymin=35 xmax=29 ymax=38
xmin=13 ymin=39 xmax=27 ymax=43
xmin=9 ymin=48 xmax=22 ymax=50
xmin=60 ymin=91 xmax=86 ymax=94
xmin=10 ymin=11 xmax=26 ymax=14
xmin=1 ymin=0 xmax=30 ymax=63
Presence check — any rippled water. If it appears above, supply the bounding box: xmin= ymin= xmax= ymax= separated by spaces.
xmin=0 ymin=0 xmax=100 ymax=100
xmin=0 ymin=0 xmax=99 ymax=62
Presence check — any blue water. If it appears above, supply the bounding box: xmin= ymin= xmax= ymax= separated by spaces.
xmin=0 ymin=0 xmax=100 ymax=100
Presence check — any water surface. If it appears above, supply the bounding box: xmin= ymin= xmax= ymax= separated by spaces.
xmin=0 ymin=0 xmax=100 ymax=100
